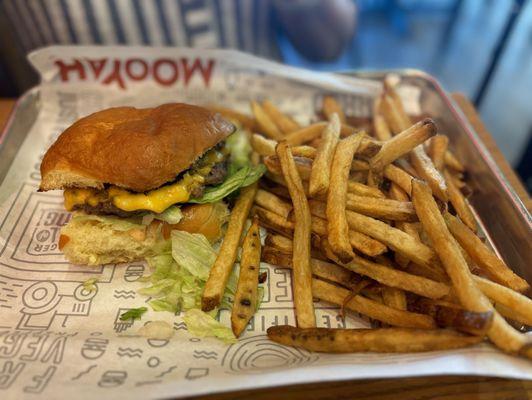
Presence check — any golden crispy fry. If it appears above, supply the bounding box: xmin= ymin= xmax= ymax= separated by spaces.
xmin=285 ymin=122 xmax=327 ymax=145
xmin=202 ymin=183 xmax=258 ymax=311
xmin=371 ymin=119 xmax=436 ymax=172
xmin=474 ymin=276 xmax=532 ymax=326
xmin=381 ymin=287 xmax=407 ymax=311
xmin=444 ymin=150 xmax=465 ymax=172
xmin=383 ymin=164 xmax=415 ymax=196
xmin=264 ymin=155 xmax=312 ymax=180
xmin=310 ymin=216 xmax=387 ymax=257
xmin=276 ymin=141 xmax=316 ymax=327
xmin=444 ymin=213 xmax=529 ymax=293
xmin=321 ymin=241 xmax=450 ymax=299
xmin=346 ymin=193 xmax=416 ymax=221
xmin=312 ymin=279 xmax=435 ymax=329
xmin=309 ymin=113 xmax=341 ymax=197
xmin=251 ymin=134 xmax=277 ymax=157
xmin=262 ymin=100 xmax=300 ymax=133
xmin=322 ymin=96 xmax=346 ymax=123
xmin=428 ymin=135 xmax=449 ymax=171
xmin=347 ymin=181 xmax=384 ymax=198
xmin=231 ymin=217 xmax=262 ymax=337
xmin=308 ymin=200 xmax=440 ymax=272
xmin=251 ymin=101 xmax=283 ymax=140
xmin=261 ymin=247 xmax=356 ymax=288
xmin=412 ymin=179 xmax=532 ymax=359
xmin=383 ymin=81 xmax=448 ymax=201
xmin=388 ymin=183 xmax=420 ymax=268
xmin=264 ymin=234 xmax=294 ymax=253
xmin=410 ymin=146 xmax=448 ymax=202
xmin=265 ymin=156 xmax=385 ymax=198
xmin=380 ymin=93 xmax=406 ymax=134
xmin=267 ymin=325 xmax=482 ymax=353
xmin=253 ymin=205 xmax=294 ymax=237
xmin=208 ymin=105 xmax=256 ymax=130
xmin=255 ymin=189 xmax=292 ymax=219
xmin=444 ymin=170 xmax=477 ymax=232
xmin=383 ymin=77 xmax=410 ymax=128
xmin=327 ymin=133 xmax=364 ymax=262
xmin=373 ymin=97 xmax=392 ymax=141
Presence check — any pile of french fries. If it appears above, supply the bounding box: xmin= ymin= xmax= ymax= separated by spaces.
xmin=203 ymin=78 xmax=532 ymax=358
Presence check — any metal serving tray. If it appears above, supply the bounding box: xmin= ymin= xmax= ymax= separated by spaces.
xmin=1 ymin=70 xmax=530 ymax=282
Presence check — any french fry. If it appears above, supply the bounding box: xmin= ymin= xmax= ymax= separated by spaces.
xmin=265 ymin=157 xmax=385 ymax=198
xmin=251 ymin=101 xmax=284 ymax=140
xmin=202 ymin=183 xmax=258 ymax=311
xmin=262 ymin=100 xmax=300 ymax=133
xmin=309 ymin=113 xmax=341 ymax=197
xmin=285 ymin=122 xmax=327 ymax=145
xmin=264 ymin=234 xmax=294 ymax=253
xmin=308 ymin=200 xmax=440 ymax=272
xmin=445 ymin=150 xmax=465 ymax=172
xmin=255 ymin=189 xmax=292 ymax=219
xmin=381 ymin=287 xmax=407 ymax=310
xmin=231 ymin=217 xmax=262 ymax=337
xmin=348 ymin=181 xmax=385 ymax=198
xmin=321 ymin=241 xmax=450 ymax=299
xmin=373 ymin=97 xmax=392 ymax=141
xmin=444 ymin=170 xmax=477 ymax=232
xmin=322 ymin=96 xmax=346 ymax=123
xmin=261 ymin=247 xmax=356 ymax=289
xmin=380 ymin=93 xmax=406 ymax=134
xmin=267 ymin=325 xmax=482 ymax=353
xmin=383 ymin=78 xmax=410 ymax=128
xmin=412 ymin=179 xmax=532 ymax=359
xmin=312 ymin=279 xmax=435 ymax=329
xmin=428 ymin=135 xmax=449 ymax=171
xmin=253 ymin=205 xmax=294 ymax=237
xmin=346 ymin=193 xmax=416 ymax=221
xmin=276 ymin=141 xmax=316 ymax=327
xmin=474 ymin=276 xmax=532 ymax=326
xmin=410 ymin=146 xmax=448 ymax=202
xmin=444 ymin=213 xmax=529 ymax=293
xmin=327 ymin=132 xmax=364 ymax=262
xmin=384 ymin=81 xmax=448 ymax=201
xmin=383 ymin=164 xmax=415 ymax=196
xmin=414 ymin=299 xmax=494 ymax=336
xmin=208 ymin=105 xmax=256 ymax=130
xmin=370 ymin=119 xmax=436 ymax=172
xmin=251 ymin=134 xmax=277 ymax=157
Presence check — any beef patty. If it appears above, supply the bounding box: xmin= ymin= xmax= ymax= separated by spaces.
xmin=74 ymin=160 xmax=228 ymax=217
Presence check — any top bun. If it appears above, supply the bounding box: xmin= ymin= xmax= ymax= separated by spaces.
xmin=40 ymin=103 xmax=235 ymax=192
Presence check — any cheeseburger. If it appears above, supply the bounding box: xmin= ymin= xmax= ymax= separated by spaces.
xmin=40 ymin=103 xmax=261 ymax=265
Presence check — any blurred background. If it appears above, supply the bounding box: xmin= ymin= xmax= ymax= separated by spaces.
xmin=0 ymin=0 xmax=530 ymax=189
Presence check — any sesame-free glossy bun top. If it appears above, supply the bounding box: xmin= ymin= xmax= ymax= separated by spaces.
xmin=40 ymin=103 xmax=235 ymax=192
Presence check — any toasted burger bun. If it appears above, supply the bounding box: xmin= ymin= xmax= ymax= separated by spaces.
xmin=40 ymin=103 xmax=235 ymax=193
xmin=59 ymin=202 xmax=229 ymax=266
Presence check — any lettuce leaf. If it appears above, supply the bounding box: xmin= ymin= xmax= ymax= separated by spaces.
xmin=171 ymin=231 xmax=216 ymax=281
xmin=183 ymin=309 xmax=237 ymax=344
xmin=152 ymin=206 xmax=183 ymax=224
xmin=189 ymin=164 xmax=265 ymax=204
xmin=71 ymin=212 xmax=143 ymax=231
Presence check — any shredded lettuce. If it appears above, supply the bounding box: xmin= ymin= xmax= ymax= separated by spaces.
xmin=171 ymin=231 xmax=216 ymax=280
xmin=152 ymin=206 xmax=183 ymax=224
xmin=82 ymin=278 xmax=98 ymax=292
xmin=190 ymin=164 xmax=265 ymax=204
xmin=120 ymin=307 xmax=147 ymax=321
xmin=183 ymin=309 xmax=237 ymax=344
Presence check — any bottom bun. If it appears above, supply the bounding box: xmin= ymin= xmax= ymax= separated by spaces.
xmin=60 ymin=202 xmax=229 ymax=266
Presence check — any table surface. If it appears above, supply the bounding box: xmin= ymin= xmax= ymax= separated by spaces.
xmin=0 ymin=95 xmax=530 ymax=400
